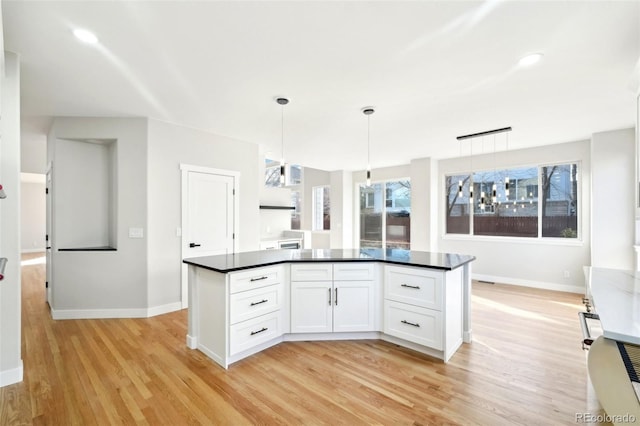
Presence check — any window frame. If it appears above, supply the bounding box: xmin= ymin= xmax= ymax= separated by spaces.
xmin=443 ymin=160 xmax=582 ymax=242
xmin=312 ymin=185 xmax=330 ymax=231
xmin=356 ymin=177 xmax=411 ymax=250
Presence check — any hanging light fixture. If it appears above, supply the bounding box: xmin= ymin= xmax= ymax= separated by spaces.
xmin=362 ymin=107 xmax=375 ymax=186
xmin=504 ymin=132 xmax=510 ymax=199
xmin=492 ymin=134 xmax=497 ymax=205
xmin=276 ymin=97 xmax=289 ymax=186
xmin=456 ymin=126 xmax=513 ymax=208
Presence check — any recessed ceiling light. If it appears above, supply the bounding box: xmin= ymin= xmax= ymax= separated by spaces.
xmin=518 ymin=53 xmax=543 ymax=67
xmin=73 ymin=29 xmax=98 ymax=44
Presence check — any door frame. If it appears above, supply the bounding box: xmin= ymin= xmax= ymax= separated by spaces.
xmin=180 ymin=164 xmax=240 ymax=308
xmin=46 ymin=162 xmax=53 ymax=307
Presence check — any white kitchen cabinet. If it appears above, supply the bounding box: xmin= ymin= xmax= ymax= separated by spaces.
xmin=333 ymin=280 xmax=375 ymax=332
xmin=383 ymin=265 xmax=463 ymax=361
xmin=186 ymin=251 xmax=473 ymax=369
xmin=290 ymin=280 xmax=333 ymax=333
xmin=290 ymin=263 xmax=375 ymax=333
xmin=187 ymin=264 xmax=285 ymax=368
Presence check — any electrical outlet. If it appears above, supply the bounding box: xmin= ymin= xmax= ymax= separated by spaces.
xmin=563 ymin=270 xmax=571 ymax=279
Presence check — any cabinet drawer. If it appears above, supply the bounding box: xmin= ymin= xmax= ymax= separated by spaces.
xmin=230 ymin=284 xmax=282 ymax=325
xmin=333 ymin=263 xmax=375 ymax=281
xmin=291 ymin=263 xmax=333 ymax=281
xmin=229 ymin=266 xmax=282 ymax=294
xmin=384 ymin=300 xmax=442 ymax=350
xmin=385 ymin=266 xmax=443 ymax=310
xmin=229 ymin=311 xmax=282 ymax=356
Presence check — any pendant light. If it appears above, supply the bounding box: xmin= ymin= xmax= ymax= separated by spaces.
xmin=504 ymin=132 xmax=510 ymax=199
xmin=362 ymin=107 xmax=375 ymax=186
xmin=492 ymin=135 xmax=497 ymax=205
xmin=457 ymin=126 xmax=512 ymax=207
xmin=276 ymin=97 xmax=289 ymax=186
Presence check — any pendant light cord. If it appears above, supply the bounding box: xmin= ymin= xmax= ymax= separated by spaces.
xmin=281 ymin=104 xmax=284 ymax=161
xmin=367 ymin=114 xmax=371 ymax=167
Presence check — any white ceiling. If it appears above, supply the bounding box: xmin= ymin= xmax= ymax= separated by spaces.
xmin=4 ymin=1 xmax=639 ymax=171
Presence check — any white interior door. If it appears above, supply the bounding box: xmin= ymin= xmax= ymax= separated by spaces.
xmin=186 ymin=171 xmax=235 ymax=257
xmin=181 ymin=165 xmax=239 ymax=308
xmin=46 ymin=165 xmax=53 ymax=306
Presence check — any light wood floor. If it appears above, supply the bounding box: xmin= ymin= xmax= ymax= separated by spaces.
xmin=1 ymin=253 xmax=610 ymax=425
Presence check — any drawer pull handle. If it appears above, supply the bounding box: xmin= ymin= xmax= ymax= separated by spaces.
xmin=250 ymin=276 xmax=268 ymax=282
xmin=250 ymin=327 xmax=268 ymax=336
xmin=401 ymin=320 xmax=420 ymax=328
xmin=250 ymin=299 xmax=268 ymax=306
xmin=401 ymin=284 xmax=421 ymax=290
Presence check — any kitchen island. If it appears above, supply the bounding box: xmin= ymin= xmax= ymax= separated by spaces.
xmin=184 ymin=248 xmax=475 ymax=369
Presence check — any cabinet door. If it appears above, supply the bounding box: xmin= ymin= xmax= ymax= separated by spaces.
xmin=333 ymin=281 xmax=375 ymax=332
xmin=291 ymin=281 xmax=333 ymax=333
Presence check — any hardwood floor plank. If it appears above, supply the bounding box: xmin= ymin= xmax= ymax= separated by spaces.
xmin=0 ymin=254 xmax=613 ymax=425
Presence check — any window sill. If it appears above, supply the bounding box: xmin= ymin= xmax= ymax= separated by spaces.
xmin=441 ymin=233 xmax=584 ymax=247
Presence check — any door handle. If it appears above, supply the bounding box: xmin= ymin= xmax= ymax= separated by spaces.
xmin=334 ymin=288 xmax=338 ymax=306
xmin=189 ymin=243 xmax=201 ymax=248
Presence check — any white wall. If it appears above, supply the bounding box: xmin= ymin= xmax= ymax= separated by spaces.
xmin=20 ymin=177 xmax=45 ymax=252
xmin=1 ymin=51 xmax=23 ymax=386
xmin=410 ymin=158 xmax=437 ymax=251
xmin=48 ymin=118 xmax=148 ymax=315
xmin=20 ymin=116 xmax=49 ymax=174
xmin=297 ymin=166 xmax=331 ymax=248
xmin=329 ymin=170 xmax=353 ymax=249
xmin=438 ymin=139 xmax=591 ymax=293
xmin=591 ymin=128 xmax=635 ymax=270
xmin=147 ymin=119 xmax=260 ymax=308
xmin=55 ymin=138 xmax=114 ymax=249
xmin=259 ymin=187 xmax=292 ymax=239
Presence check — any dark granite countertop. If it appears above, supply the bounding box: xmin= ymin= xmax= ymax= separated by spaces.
xmin=183 ymin=248 xmax=475 ymax=273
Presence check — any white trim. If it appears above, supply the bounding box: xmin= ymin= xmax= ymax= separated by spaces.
xmin=51 ymin=303 xmax=183 ymax=320
xmin=52 ymin=308 xmax=149 ymax=320
xmin=21 ymin=248 xmax=46 ymax=253
xmin=442 ymin=233 xmax=584 ymax=246
xmin=180 ymin=164 xmax=240 ymax=309
xmin=147 ymin=302 xmax=183 ymax=317
xmin=0 ymin=361 xmax=23 ymax=387
xmin=473 ymin=273 xmax=584 ymax=294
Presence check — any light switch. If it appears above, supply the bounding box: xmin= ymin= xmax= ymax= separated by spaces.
xmin=129 ymin=227 xmax=144 ymax=238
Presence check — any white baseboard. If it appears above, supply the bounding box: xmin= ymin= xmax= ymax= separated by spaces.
xmin=147 ymin=302 xmax=183 ymax=317
xmin=52 ymin=308 xmax=149 ymax=320
xmin=21 ymin=248 xmax=45 ymax=254
xmin=473 ymin=273 xmax=584 ymax=294
xmin=0 ymin=361 xmax=23 ymax=387
xmin=51 ymin=302 xmax=183 ymax=320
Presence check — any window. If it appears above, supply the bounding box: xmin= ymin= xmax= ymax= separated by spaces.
xmin=541 ymin=164 xmax=578 ymax=237
xmin=360 ymin=180 xmax=411 ymax=249
xmin=264 ymin=159 xmax=302 ymax=187
xmin=313 ymin=186 xmax=330 ymax=230
xmin=445 ymin=163 xmax=578 ymax=239
xmin=291 ymin=190 xmax=301 ymax=230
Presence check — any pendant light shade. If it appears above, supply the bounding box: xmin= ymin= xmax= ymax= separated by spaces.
xmin=277 ymin=97 xmax=289 ymax=186
xmin=362 ymin=107 xmax=375 ymax=186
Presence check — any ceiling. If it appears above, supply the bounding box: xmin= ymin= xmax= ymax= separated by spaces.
xmin=3 ymin=1 xmax=639 ymax=172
